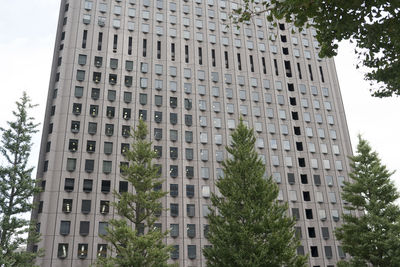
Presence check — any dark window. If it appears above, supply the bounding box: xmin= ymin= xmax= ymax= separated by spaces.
xmin=308 ymin=64 xmax=314 ymax=81
xmin=125 ymin=76 xmax=132 ymax=87
xmin=154 ymin=146 xmax=162 ymax=158
xmin=85 ymin=159 xmax=94 ymax=173
xmin=82 ymin=30 xmax=87 ymax=48
xmin=73 ymin=103 xmax=82 ymax=115
xmin=188 ymin=245 xmax=196 ymax=259
xmin=113 ymin=34 xmax=118 ymax=52
xmin=89 ymin=105 xmax=98 ymax=117
xmin=298 ymin=158 xmax=306 ymax=167
xmin=308 ymin=227 xmax=316 ymax=238
xmin=93 ymin=72 xmax=101 ymax=83
xmin=81 ymin=199 xmax=91 ymax=214
xmin=185 ymin=115 xmax=192 ymax=126
xmin=170 ymin=184 xmax=178 ymax=197
xmin=292 ymin=208 xmax=300 ymax=220
xmin=119 ymin=181 xmax=128 ymax=193
xmin=184 ymin=98 xmax=192 ymax=110
xmin=186 ymin=166 xmax=194 ymax=178
xmin=187 ymin=224 xmax=196 ymax=238
xmin=170 ymin=97 xmax=177 ymax=108
xmin=94 ymin=56 xmax=102 ymax=67
xmin=282 ymin=47 xmax=289 ymax=55
xmin=109 ymin=74 xmax=117 ymax=85
xmin=204 ymin=224 xmax=210 ymax=238
xmin=274 ymin=59 xmax=279 ymax=76
xmin=198 ymin=47 xmax=203 ymax=65
xmin=88 ymin=122 xmax=97 ymax=135
xmin=154 ymin=111 xmax=162 ymax=123
xmin=87 ymin=140 xmax=96 ymax=153
xmin=97 ymin=32 xmax=103 ymax=51
xmin=305 ymin=209 xmax=313 ymax=219
xmin=71 ymin=121 xmax=80 ymax=133
xmin=170 ymin=165 xmax=178 ymax=178
xmin=294 ymin=126 xmax=301 ymax=135
xmin=186 ymin=184 xmax=194 ymax=198
xmin=123 ymin=108 xmax=131 ymax=120
xmin=287 ymin=173 xmax=295 ymax=184
xmin=313 ymin=175 xmax=321 ymax=186
xmin=171 ymin=43 xmax=175 ymax=61
xmin=170 ymin=113 xmax=177 ymax=125
xmin=311 ymin=246 xmax=319 ymax=257
xmin=324 ymin=246 xmax=332 ymax=259
xmin=321 ymin=227 xmax=330 ymax=240
xmin=60 ymin=221 xmax=70 ymax=236
xmin=296 ymin=142 xmax=303 ymax=151
xmin=101 ymin=180 xmax=111 ymax=193
xmin=91 ymin=88 xmax=100 ymax=100
xmin=139 ymin=110 xmax=147 ymax=120
xmin=292 ymin=112 xmax=299 ymax=120
xmin=300 ymin=174 xmax=308 ymax=184
xmin=128 ymin=37 xmax=132 ymax=55
xmin=170 ymin=203 xmax=179 ymax=217
xmin=237 ymin=53 xmax=242 ymax=70
xmin=171 ymin=245 xmax=179 ymax=259
xmin=170 ymin=147 xmax=178 ymax=159
xmin=122 ymin=125 xmax=130 ymax=137
xmin=64 ymin=178 xmax=74 ymax=192
xmin=319 ymin=66 xmax=325 ymax=82
xmin=45 ymin=141 xmax=50 ymax=152
xmin=154 ymin=128 xmax=162 ymax=140
xmin=79 ymin=221 xmax=90 ymax=236
xmin=38 ymin=201 xmax=43 ymax=213
xmin=297 ymin=246 xmax=305 ymax=255
xmin=249 ymin=55 xmax=254 ymax=72
xmin=157 ymin=41 xmax=161 ymax=59
xmin=68 ymin=139 xmax=78 ymax=152
xmin=303 ymin=191 xmax=311 ymax=201
xmin=83 ymin=179 xmax=93 ymax=192
xmin=284 ymin=60 xmax=292 ymax=77
xmin=185 ymin=45 xmax=189 ymax=63
xmin=261 ymin=56 xmax=266 ymax=74
xmin=142 ymin=38 xmax=147 ymax=57
xmin=121 ymin=143 xmax=129 ymax=154
xmin=211 ymin=49 xmax=216 ymax=67
xmin=105 ymin=124 xmax=114 ymax=136
xmin=224 ymin=51 xmax=229 ymax=68
xmin=124 ymin=91 xmax=132 ymax=103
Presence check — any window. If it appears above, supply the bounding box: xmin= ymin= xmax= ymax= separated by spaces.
xmin=64 ymin=178 xmax=74 ymax=192
xmin=167 ymin=183 xmax=179 ymax=198
xmin=187 ymin=204 xmax=195 ymax=217
xmin=79 ymin=221 xmax=90 ymax=236
xmin=62 ymin=199 xmax=73 ymax=213
xmin=100 ymin=200 xmax=109 ymax=214
xmin=66 ymin=158 xmax=76 ymax=172
xmin=81 ymin=199 xmax=91 ymax=214
xmin=170 ymin=224 xmax=179 ymax=238
xmin=85 ymin=159 xmax=94 ymax=173
xmin=187 ymin=224 xmax=196 ymax=238
xmin=99 ymin=222 xmax=108 ymax=236
xmin=170 ymin=203 xmax=179 ymax=217
xmin=101 ymin=180 xmax=111 ymax=193
xmin=188 ymin=245 xmax=196 ymax=259
xmin=60 ymin=221 xmax=70 ymax=235
xmin=186 ymin=185 xmax=195 ymax=198
xmin=57 ymin=243 xmax=68 ymax=259
xmin=77 ymin=243 xmax=88 ymax=259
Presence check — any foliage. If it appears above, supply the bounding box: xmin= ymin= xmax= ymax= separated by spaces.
xmin=95 ymin=120 xmax=175 ymax=267
xmin=0 ymin=92 xmax=42 ymax=266
xmin=233 ymin=0 xmax=400 ymax=97
xmin=335 ymin=136 xmax=400 ymax=266
xmin=203 ymin=120 xmax=307 ymax=267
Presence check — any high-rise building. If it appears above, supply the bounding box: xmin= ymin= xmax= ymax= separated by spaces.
xmin=31 ymin=0 xmax=354 ymax=266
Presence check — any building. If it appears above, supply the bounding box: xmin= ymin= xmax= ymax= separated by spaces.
xmin=31 ymin=0 xmax=354 ymax=266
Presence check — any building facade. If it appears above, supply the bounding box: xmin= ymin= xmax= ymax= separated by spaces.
xmin=31 ymin=0 xmax=354 ymax=266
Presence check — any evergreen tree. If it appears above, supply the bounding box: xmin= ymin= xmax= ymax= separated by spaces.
xmin=204 ymin=120 xmax=307 ymax=267
xmin=95 ymin=120 xmax=174 ymax=267
xmin=0 ymin=92 xmax=42 ymax=266
xmin=335 ymin=136 xmax=400 ymax=266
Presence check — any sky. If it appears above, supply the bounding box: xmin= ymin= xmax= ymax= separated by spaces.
xmin=1 ymin=1 xmax=399 ymax=189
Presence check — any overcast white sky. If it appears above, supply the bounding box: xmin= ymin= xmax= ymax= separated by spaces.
xmin=1 ymin=1 xmax=399 ymax=189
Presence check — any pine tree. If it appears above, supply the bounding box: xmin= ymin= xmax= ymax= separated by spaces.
xmin=203 ymin=120 xmax=307 ymax=267
xmin=95 ymin=120 xmax=175 ymax=267
xmin=335 ymin=136 xmax=400 ymax=266
xmin=0 ymin=92 xmax=42 ymax=266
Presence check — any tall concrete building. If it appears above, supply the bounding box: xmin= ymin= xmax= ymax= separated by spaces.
xmin=31 ymin=0 xmax=354 ymax=266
